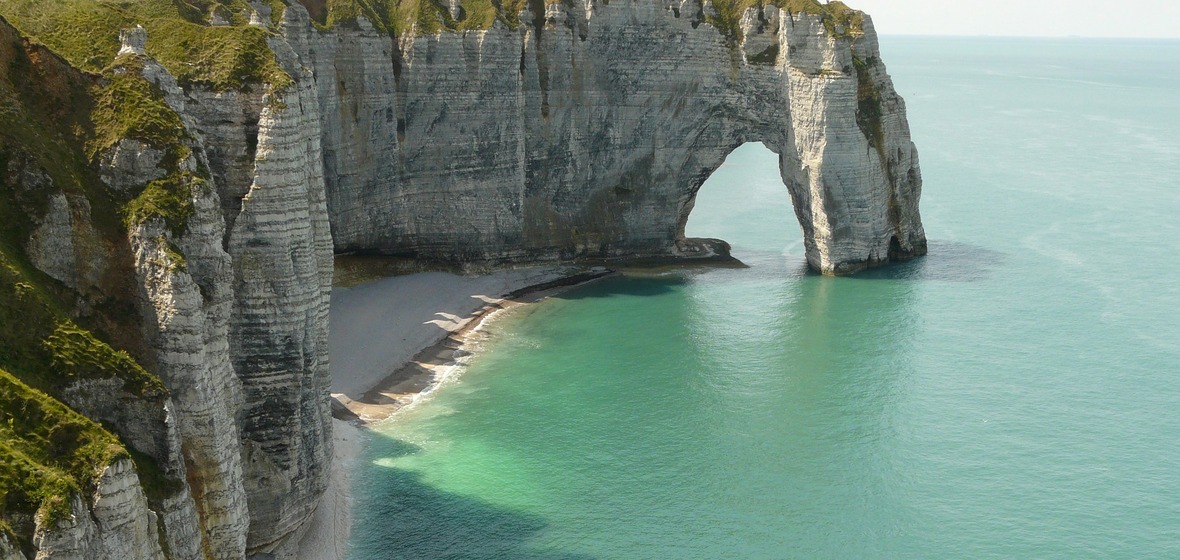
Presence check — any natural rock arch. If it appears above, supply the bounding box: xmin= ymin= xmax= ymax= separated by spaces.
xmin=311 ymin=1 xmax=926 ymax=274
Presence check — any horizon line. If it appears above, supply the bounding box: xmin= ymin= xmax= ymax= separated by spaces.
xmin=878 ymin=32 xmax=1180 ymax=41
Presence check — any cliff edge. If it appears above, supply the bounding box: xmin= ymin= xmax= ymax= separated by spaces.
xmin=0 ymin=0 xmax=925 ymax=558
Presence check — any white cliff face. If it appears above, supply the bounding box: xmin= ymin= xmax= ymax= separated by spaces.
xmin=106 ymin=27 xmax=335 ymax=556
xmin=131 ymin=216 xmax=250 ymax=560
xmin=82 ymin=22 xmax=336 ymax=559
xmin=59 ymin=378 xmax=203 ymax=560
xmin=225 ymin=24 xmax=334 ymax=554
xmin=85 ymin=459 xmax=169 ymax=560
xmin=303 ymin=0 xmax=925 ymax=273
xmin=22 ymin=187 xmax=107 ymax=292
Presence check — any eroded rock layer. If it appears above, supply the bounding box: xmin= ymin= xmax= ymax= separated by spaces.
xmin=310 ymin=0 xmax=926 ymax=273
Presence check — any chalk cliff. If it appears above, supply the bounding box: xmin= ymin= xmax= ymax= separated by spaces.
xmin=0 ymin=0 xmax=924 ymax=558
xmin=312 ymin=0 xmax=925 ymax=272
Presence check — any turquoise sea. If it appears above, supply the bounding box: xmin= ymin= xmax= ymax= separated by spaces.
xmin=348 ymin=37 xmax=1180 ymax=559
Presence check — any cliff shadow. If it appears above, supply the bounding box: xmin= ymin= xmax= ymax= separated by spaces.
xmin=548 ymin=273 xmax=686 ymax=301
xmin=350 ymin=434 xmax=597 ymax=560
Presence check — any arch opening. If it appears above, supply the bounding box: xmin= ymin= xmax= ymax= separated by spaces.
xmin=679 ymin=142 xmax=802 ymax=265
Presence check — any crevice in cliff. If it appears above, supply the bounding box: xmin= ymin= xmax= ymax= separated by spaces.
xmin=853 ymin=53 xmax=907 ymax=256
xmin=527 ymin=0 xmax=550 ymax=118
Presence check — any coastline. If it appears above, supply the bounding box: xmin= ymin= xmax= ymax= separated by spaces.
xmin=297 ymin=264 xmax=613 ymax=560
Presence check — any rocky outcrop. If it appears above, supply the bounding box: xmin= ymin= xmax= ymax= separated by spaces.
xmin=122 ymin=35 xmax=334 ymax=558
xmin=28 ymin=460 xmax=166 ymax=560
xmin=308 ymin=0 xmax=925 ymax=273
xmin=0 ymin=535 xmax=25 ymax=560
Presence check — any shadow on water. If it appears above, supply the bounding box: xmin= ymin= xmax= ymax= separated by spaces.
xmin=350 ymin=434 xmax=597 ymax=560
xmin=850 ymin=240 xmax=1005 ymax=282
xmin=550 ymin=274 xmax=687 ymax=300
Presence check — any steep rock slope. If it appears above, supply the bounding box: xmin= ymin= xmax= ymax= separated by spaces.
xmin=310 ymin=0 xmax=926 ymax=273
xmin=0 ymin=6 xmax=331 ymax=558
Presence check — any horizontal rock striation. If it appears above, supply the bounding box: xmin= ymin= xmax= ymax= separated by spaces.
xmin=308 ymin=0 xmax=926 ymax=273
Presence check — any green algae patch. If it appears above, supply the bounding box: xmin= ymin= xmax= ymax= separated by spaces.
xmin=0 ymin=368 xmax=127 ymax=531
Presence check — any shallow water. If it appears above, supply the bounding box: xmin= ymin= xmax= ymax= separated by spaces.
xmin=349 ymin=37 xmax=1180 ymax=559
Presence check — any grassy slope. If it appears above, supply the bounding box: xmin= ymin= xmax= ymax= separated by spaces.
xmin=0 ymin=0 xmax=291 ymax=91
xmin=0 ymin=15 xmax=191 ymax=545
xmin=0 ymin=369 xmax=126 ymax=533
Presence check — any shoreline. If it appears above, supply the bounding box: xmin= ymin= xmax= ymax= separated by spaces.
xmin=332 ymin=268 xmax=615 ymax=424
xmin=297 ymin=265 xmax=614 ymax=560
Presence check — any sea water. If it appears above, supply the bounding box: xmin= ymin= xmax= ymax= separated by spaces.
xmin=348 ymin=37 xmax=1180 ymax=559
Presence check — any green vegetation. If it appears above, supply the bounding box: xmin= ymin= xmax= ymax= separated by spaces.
xmin=89 ymin=56 xmax=188 ymax=157
xmin=0 ymin=368 xmax=127 ymax=531
xmin=0 ymin=251 xmax=167 ymax=398
xmin=311 ymin=0 xmax=456 ymax=36
xmin=146 ymin=19 xmax=294 ymax=91
xmin=122 ymin=170 xmax=202 ymax=238
xmin=1 ymin=19 xmax=185 ymax=545
xmin=312 ymin=0 xmax=548 ymax=36
xmin=707 ymin=0 xmax=866 ymax=45
xmin=0 ymin=0 xmax=292 ymax=92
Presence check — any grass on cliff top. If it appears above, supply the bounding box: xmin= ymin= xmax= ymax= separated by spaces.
xmin=707 ymin=0 xmax=865 ymax=44
xmin=313 ymin=0 xmax=861 ymax=43
xmin=310 ymin=0 xmax=560 ymax=36
xmin=0 ymin=0 xmax=292 ymax=92
xmin=0 ymin=368 xmax=127 ymax=531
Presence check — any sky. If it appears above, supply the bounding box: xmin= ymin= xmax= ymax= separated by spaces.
xmin=844 ymin=0 xmax=1180 ymax=38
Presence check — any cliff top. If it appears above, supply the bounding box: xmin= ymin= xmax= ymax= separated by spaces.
xmin=313 ymin=0 xmax=866 ymax=38
xmin=0 ymin=0 xmax=291 ymax=91
xmin=0 ymin=0 xmax=865 ymax=93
